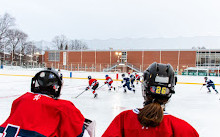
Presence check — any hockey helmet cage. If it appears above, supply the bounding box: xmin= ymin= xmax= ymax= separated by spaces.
xmin=88 ymin=75 xmax=92 ymax=80
xmin=105 ymin=75 xmax=109 ymax=78
xmin=31 ymin=68 xmax=62 ymax=99
xmin=142 ymin=62 xmax=177 ymax=104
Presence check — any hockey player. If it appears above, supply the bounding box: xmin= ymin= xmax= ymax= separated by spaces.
xmin=58 ymin=69 xmax=63 ymax=81
xmin=135 ymin=72 xmax=141 ymax=84
xmin=85 ymin=76 xmax=99 ymax=98
xmin=102 ymin=62 xmax=199 ymax=137
xmin=0 ymin=68 xmax=94 ymax=137
xmin=121 ymin=73 xmax=135 ymax=93
xmin=58 ymin=69 xmax=64 ymax=85
xmin=104 ymin=75 xmax=115 ymax=91
xmin=203 ymin=77 xmax=218 ymax=94
xmin=128 ymin=72 xmax=135 ymax=88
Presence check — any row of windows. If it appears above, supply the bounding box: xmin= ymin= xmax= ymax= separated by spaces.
xmin=48 ymin=52 xmax=60 ymax=61
xmin=59 ymin=66 xmax=96 ymax=69
xmin=196 ymin=52 xmax=220 ymax=66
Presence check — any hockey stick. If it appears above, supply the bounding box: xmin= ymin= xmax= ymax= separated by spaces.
xmin=96 ymin=84 xmax=105 ymax=90
xmin=200 ymin=85 xmax=204 ymax=91
xmin=75 ymin=89 xmax=87 ymax=98
xmin=117 ymin=83 xmax=123 ymax=91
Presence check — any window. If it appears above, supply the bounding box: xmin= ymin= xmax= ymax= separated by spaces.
xmin=48 ymin=52 xmax=60 ymax=61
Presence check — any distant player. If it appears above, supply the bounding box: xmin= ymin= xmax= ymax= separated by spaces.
xmin=58 ymin=69 xmax=63 ymax=83
xmin=128 ymin=72 xmax=135 ymax=88
xmin=104 ymin=75 xmax=115 ymax=91
xmin=121 ymin=73 xmax=135 ymax=93
xmin=203 ymin=77 xmax=218 ymax=94
xmin=85 ymin=76 xmax=99 ymax=98
xmin=135 ymin=73 xmax=141 ymax=84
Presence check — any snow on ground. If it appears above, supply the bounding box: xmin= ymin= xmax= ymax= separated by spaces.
xmin=0 ymin=67 xmax=220 ymax=137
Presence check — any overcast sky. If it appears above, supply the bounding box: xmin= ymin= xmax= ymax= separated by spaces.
xmin=1 ymin=0 xmax=220 ymax=42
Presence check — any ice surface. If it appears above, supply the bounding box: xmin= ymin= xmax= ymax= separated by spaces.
xmin=0 ymin=68 xmax=220 ymax=137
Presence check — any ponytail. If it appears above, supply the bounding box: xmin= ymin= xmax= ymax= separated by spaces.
xmin=138 ymin=102 xmax=163 ymax=127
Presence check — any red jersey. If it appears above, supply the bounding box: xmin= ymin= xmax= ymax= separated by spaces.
xmin=105 ymin=76 xmax=113 ymax=84
xmin=89 ymin=79 xmax=98 ymax=87
xmin=0 ymin=92 xmax=85 ymax=137
xmin=102 ymin=109 xmax=199 ymax=137
xmin=135 ymin=74 xmax=140 ymax=80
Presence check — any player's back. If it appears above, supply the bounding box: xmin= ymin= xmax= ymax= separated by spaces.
xmin=123 ymin=77 xmax=130 ymax=83
xmin=0 ymin=92 xmax=85 ymax=137
xmin=89 ymin=78 xmax=97 ymax=85
xmin=102 ymin=109 xmax=199 ymax=137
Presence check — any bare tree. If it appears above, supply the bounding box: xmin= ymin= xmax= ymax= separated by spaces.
xmin=69 ymin=39 xmax=88 ymax=50
xmin=192 ymin=46 xmax=206 ymax=49
xmin=25 ymin=42 xmax=38 ymax=55
xmin=6 ymin=29 xmax=28 ymax=61
xmin=0 ymin=13 xmax=15 ymax=52
xmin=52 ymin=35 xmax=68 ymax=50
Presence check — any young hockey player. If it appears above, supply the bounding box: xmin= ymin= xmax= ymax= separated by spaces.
xmin=85 ymin=76 xmax=99 ymax=98
xmin=128 ymin=72 xmax=135 ymax=88
xmin=58 ymin=69 xmax=63 ymax=80
xmin=102 ymin=62 xmax=199 ymax=137
xmin=0 ymin=68 xmax=94 ymax=137
xmin=203 ymin=77 xmax=218 ymax=94
xmin=121 ymin=73 xmax=135 ymax=93
xmin=104 ymin=75 xmax=115 ymax=91
xmin=135 ymin=72 xmax=141 ymax=84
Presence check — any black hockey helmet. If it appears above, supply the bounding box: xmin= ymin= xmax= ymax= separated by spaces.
xmin=204 ymin=77 xmax=208 ymax=80
xmin=31 ymin=68 xmax=62 ymax=99
xmin=88 ymin=75 xmax=91 ymax=80
xmin=142 ymin=62 xmax=177 ymax=105
xmin=122 ymin=74 xmax=125 ymax=77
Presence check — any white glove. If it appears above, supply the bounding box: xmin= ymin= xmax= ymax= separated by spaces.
xmin=84 ymin=118 xmax=96 ymax=137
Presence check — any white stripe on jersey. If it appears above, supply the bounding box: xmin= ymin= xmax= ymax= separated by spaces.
xmin=133 ymin=108 xmax=140 ymax=114
xmin=132 ymin=108 xmax=170 ymax=115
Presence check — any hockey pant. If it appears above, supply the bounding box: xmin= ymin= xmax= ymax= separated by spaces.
xmin=130 ymin=79 xmax=135 ymax=87
xmin=207 ymin=84 xmax=218 ymax=93
xmin=136 ymin=78 xmax=140 ymax=82
xmin=92 ymin=83 xmax=99 ymax=94
xmin=107 ymin=83 xmax=113 ymax=90
xmin=123 ymin=82 xmax=132 ymax=90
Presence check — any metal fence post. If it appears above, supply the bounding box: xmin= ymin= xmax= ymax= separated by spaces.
xmin=100 ymin=64 xmax=101 ymax=72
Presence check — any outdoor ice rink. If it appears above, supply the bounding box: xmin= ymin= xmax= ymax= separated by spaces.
xmin=1 ymin=67 xmax=220 ymax=137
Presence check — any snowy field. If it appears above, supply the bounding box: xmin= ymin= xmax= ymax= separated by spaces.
xmin=1 ymin=67 xmax=220 ymax=137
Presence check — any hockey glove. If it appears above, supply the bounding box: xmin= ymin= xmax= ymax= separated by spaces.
xmin=85 ymin=87 xmax=89 ymax=91
xmin=84 ymin=118 xmax=96 ymax=137
xmin=203 ymin=84 xmax=206 ymax=86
